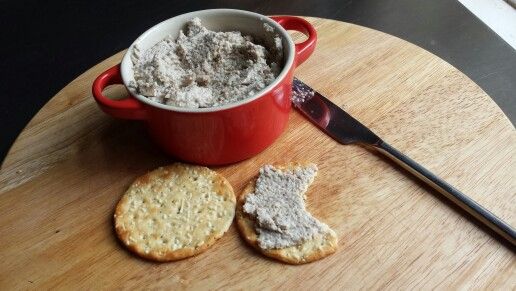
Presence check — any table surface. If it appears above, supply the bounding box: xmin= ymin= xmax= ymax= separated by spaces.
xmin=0 ymin=0 xmax=515 ymax=163
xmin=0 ymin=17 xmax=514 ymax=290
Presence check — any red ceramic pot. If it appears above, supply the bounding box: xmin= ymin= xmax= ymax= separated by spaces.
xmin=92 ymin=9 xmax=316 ymax=165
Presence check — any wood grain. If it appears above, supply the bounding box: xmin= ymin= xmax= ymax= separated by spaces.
xmin=0 ymin=17 xmax=514 ymax=290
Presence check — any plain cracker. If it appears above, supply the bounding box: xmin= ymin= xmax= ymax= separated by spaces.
xmin=114 ymin=163 xmax=235 ymax=262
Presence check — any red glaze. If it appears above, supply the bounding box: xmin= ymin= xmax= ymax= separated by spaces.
xmin=92 ymin=16 xmax=317 ymax=165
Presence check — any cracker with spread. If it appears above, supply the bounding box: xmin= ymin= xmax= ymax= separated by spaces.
xmin=236 ymin=163 xmax=338 ymax=264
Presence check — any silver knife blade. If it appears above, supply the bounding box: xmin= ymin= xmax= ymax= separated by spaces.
xmin=292 ymin=78 xmax=381 ymax=145
xmin=292 ymin=77 xmax=516 ymax=246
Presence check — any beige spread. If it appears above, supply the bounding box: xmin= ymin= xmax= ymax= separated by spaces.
xmin=242 ymin=164 xmax=331 ymax=249
xmin=130 ymin=18 xmax=283 ymax=108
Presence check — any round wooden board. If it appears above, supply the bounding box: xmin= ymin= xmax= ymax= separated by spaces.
xmin=0 ymin=17 xmax=514 ymax=289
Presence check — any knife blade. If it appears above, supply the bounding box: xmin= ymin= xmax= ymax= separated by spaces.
xmin=292 ymin=77 xmax=516 ymax=247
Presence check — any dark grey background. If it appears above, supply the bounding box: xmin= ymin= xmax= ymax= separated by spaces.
xmin=1 ymin=0 xmax=515 ymax=163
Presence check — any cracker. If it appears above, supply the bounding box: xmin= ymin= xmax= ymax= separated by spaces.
xmin=236 ymin=163 xmax=338 ymax=264
xmin=114 ymin=163 xmax=235 ymax=262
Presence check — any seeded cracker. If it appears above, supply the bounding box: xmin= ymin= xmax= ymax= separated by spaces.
xmin=114 ymin=163 xmax=235 ymax=262
xmin=236 ymin=163 xmax=338 ymax=264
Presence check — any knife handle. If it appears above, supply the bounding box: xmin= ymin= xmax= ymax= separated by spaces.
xmin=375 ymin=140 xmax=516 ymax=247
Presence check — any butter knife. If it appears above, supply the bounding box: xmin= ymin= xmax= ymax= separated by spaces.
xmin=292 ymin=78 xmax=516 ymax=246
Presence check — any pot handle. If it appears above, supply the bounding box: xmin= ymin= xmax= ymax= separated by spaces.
xmin=271 ymin=16 xmax=317 ymax=66
xmin=92 ymin=64 xmax=147 ymax=120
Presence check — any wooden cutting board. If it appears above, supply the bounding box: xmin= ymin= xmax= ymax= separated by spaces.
xmin=1 ymin=17 xmax=514 ymax=289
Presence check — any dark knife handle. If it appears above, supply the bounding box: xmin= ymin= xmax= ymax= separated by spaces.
xmin=375 ymin=140 xmax=516 ymax=247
